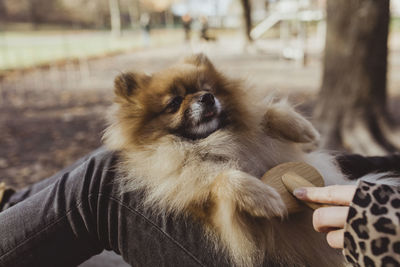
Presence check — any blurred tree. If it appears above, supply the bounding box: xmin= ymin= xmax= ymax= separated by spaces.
xmin=2 ymin=0 xmax=113 ymax=28
xmin=109 ymin=0 xmax=121 ymax=36
xmin=29 ymin=0 xmax=44 ymax=26
xmin=28 ymin=0 xmax=65 ymax=26
xmin=0 ymin=0 xmax=6 ymax=18
xmin=63 ymin=0 xmax=110 ymax=28
xmin=315 ymin=0 xmax=399 ymax=155
xmin=126 ymin=0 xmax=141 ymax=28
xmin=240 ymin=0 xmax=252 ymax=42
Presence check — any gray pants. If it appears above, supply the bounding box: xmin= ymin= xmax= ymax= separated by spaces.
xmin=0 ymin=148 xmax=232 ymax=267
xmin=4 ymin=148 xmax=396 ymax=267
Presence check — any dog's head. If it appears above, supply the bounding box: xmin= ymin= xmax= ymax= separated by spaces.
xmin=111 ymin=54 xmax=245 ymax=144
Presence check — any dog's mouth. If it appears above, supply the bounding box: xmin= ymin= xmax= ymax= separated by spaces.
xmin=204 ymin=111 xmax=215 ymax=118
xmin=175 ymin=96 xmax=226 ymax=141
xmin=187 ymin=115 xmax=223 ymax=140
xmin=201 ymin=108 xmax=218 ymax=122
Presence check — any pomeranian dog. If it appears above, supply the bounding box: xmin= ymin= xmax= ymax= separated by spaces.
xmin=103 ymin=54 xmax=347 ymax=266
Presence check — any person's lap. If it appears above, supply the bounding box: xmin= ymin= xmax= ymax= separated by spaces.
xmin=0 ymin=148 xmax=228 ymax=267
xmin=3 ymin=147 xmax=400 ymax=267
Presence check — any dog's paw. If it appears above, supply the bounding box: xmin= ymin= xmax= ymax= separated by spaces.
xmin=213 ymin=170 xmax=287 ymax=219
xmin=235 ymin=176 xmax=287 ymax=219
xmin=263 ymin=101 xmax=320 ymax=143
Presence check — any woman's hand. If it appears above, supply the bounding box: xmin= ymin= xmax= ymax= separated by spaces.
xmin=293 ymin=185 xmax=357 ymax=249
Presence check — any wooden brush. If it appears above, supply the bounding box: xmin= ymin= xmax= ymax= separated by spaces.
xmin=261 ymin=162 xmax=326 ymax=213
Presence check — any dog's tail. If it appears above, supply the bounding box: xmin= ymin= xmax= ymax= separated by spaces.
xmin=304 ymin=151 xmax=400 ymax=186
xmin=336 ymin=153 xmax=400 ymax=179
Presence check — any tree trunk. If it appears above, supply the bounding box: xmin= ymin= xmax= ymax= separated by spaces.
xmin=240 ymin=0 xmax=253 ymax=42
xmin=314 ymin=0 xmax=399 ymax=155
xmin=127 ymin=0 xmax=140 ymax=29
xmin=29 ymin=0 xmax=42 ymax=28
xmin=109 ymin=0 xmax=121 ymax=37
xmin=0 ymin=0 xmax=6 ymax=18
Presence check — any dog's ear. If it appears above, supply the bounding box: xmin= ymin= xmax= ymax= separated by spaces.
xmin=263 ymin=102 xmax=320 ymax=143
xmin=114 ymin=72 xmax=150 ymax=101
xmin=184 ymin=53 xmax=214 ymax=69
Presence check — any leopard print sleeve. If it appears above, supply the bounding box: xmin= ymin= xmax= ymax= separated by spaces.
xmin=344 ymin=180 xmax=400 ymax=266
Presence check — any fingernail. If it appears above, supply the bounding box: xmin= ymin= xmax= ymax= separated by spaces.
xmin=293 ymin=188 xmax=306 ymax=199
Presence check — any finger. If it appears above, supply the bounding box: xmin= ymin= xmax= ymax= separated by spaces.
xmin=326 ymin=229 xmax=345 ymax=249
xmin=313 ymin=207 xmax=349 ymax=232
xmin=293 ymin=185 xmax=356 ymax=205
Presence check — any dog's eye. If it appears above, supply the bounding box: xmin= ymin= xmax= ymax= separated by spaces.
xmin=166 ymin=96 xmax=183 ymax=113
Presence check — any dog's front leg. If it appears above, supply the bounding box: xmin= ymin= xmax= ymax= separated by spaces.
xmin=262 ymin=101 xmax=320 ymax=143
xmin=208 ymin=169 xmax=287 ymax=266
xmin=210 ymin=169 xmax=287 ymax=220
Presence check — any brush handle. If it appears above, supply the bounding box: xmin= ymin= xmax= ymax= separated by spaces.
xmin=261 ymin=162 xmax=326 ymax=213
xmin=281 ymin=172 xmax=327 ymax=210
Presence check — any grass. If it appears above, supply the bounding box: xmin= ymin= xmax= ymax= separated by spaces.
xmin=392 ymin=17 xmax=400 ymax=31
xmin=0 ymin=29 xmax=183 ymax=71
xmin=2 ymin=15 xmax=399 ymax=72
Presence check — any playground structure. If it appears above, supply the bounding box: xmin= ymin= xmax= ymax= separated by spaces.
xmin=251 ymin=0 xmax=325 ymax=64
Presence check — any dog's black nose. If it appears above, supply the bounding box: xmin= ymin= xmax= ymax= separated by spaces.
xmin=200 ymin=93 xmax=215 ymax=106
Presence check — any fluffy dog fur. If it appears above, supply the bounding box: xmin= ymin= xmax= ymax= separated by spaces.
xmin=103 ymin=54 xmax=348 ymax=266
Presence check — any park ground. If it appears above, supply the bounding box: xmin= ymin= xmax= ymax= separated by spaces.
xmin=1 ymin=30 xmax=400 ymax=189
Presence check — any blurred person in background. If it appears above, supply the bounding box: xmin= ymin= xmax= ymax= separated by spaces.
xmin=199 ymin=16 xmax=215 ymax=42
xmin=140 ymin=13 xmax=151 ymax=47
xmin=182 ymin=13 xmax=192 ymax=42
